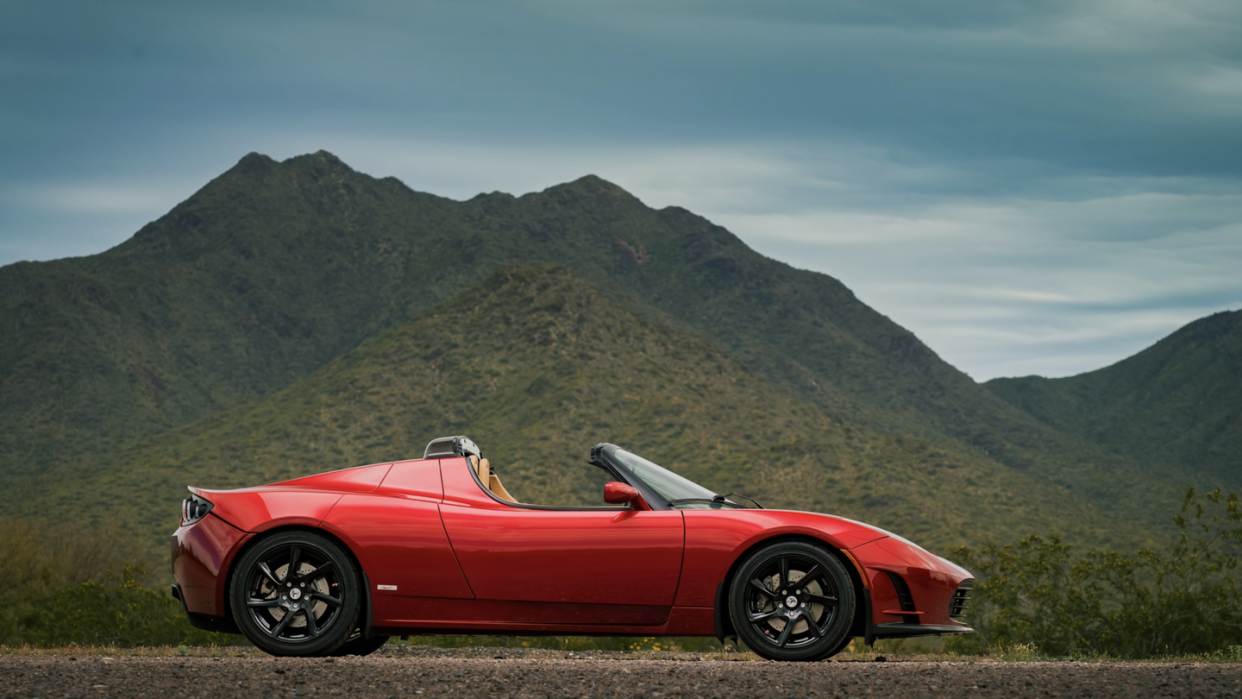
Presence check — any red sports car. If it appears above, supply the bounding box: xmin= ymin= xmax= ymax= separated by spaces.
xmin=172 ymin=436 xmax=973 ymax=660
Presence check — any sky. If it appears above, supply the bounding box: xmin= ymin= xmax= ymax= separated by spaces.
xmin=2 ymin=0 xmax=1240 ymax=381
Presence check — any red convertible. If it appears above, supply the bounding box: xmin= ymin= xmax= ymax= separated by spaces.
xmin=172 ymin=436 xmax=973 ymax=660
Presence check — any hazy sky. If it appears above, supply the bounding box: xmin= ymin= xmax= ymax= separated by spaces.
xmin=3 ymin=0 xmax=1240 ymax=380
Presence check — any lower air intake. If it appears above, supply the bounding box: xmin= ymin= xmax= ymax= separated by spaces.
xmin=949 ymin=581 xmax=972 ymax=619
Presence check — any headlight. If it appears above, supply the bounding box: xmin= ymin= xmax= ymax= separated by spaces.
xmin=181 ymin=493 xmax=214 ymax=526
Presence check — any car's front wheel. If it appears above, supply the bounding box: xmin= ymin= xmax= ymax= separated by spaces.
xmin=728 ymin=541 xmax=855 ymax=661
xmin=328 ymin=633 xmax=391 ymax=657
xmin=230 ymin=531 xmax=362 ymax=657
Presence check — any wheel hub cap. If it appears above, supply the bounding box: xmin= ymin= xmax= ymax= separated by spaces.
xmin=785 ymin=595 xmax=798 ymax=608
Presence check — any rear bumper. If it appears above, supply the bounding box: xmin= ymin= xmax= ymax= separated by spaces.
xmin=171 ymin=513 xmax=249 ymax=619
xmin=171 ymin=584 xmax=241 ymax=635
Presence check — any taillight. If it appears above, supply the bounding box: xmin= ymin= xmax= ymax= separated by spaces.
xmin=181 ymin=493 xmax=214 ymax=526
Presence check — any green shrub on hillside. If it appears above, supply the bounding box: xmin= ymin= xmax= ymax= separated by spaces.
xmin=2 ymin=516 xmax=126 ymax=645
xmin=947 ymin=487 xmax=1242 ymax=658
xmin=16 ymin=563 xmax=230 ymax=648
xmin=0 ymin=517 xmax=229 ymax=648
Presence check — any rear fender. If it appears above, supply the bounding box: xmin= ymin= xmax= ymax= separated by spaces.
xmin=188 ymin=487 xmax=345 ymax=533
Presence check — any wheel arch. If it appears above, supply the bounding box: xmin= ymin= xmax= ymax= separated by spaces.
xmin=713 ymin=533 xmax=869 ymax=644
xmin=223 ymin=524 xmax=372 ymax=636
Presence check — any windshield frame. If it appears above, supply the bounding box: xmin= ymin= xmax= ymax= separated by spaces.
xmin=593 ymin=444 xmax=740 ymax=510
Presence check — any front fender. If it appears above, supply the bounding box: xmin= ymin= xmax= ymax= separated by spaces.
xmin=674 ymin=509 xmax=888 ymax=607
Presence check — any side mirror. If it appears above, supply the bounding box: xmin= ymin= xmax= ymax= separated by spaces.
xmin=604 ymin=482 xmax=638 ymax=504
xmin=604 ymin=482 xmax=649 ymax=510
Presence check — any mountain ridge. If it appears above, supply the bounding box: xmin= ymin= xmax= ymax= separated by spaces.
xmin=0 ymin=151 xmax=1212 ymax=553
xmin=987 ymin=309 xmax=1242 ymax=485
xmin=14 ymin=265 xmax=1138 ymax=565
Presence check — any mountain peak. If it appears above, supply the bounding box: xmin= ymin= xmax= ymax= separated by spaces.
xmin=223 ymin=151 xmax=360 ymax=182
xmin=280 ymin=150 xmax=357 ymax=177
xmin=538 ymin=174 xmax=637 ymax=203
xmin=232 ymin=152 xmax=277 ymax=175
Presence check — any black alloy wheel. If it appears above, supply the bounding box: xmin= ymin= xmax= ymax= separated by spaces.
xmin=230 ymin=531 xmax=361 ymax=657
xmin=728 ymin=541 xmax=855 ymax=661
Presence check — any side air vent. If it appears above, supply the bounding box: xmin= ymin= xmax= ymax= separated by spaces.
xmin=949 ymin=581 xmax=972 ymax=619
xmin=886 ymin=572 xmax=921 ymax=625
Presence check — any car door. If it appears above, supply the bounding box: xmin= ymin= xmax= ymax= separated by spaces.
xmin=437 ymin=457 xmax=685 ymax=626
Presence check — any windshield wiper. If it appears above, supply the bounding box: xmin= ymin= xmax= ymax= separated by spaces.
xmin=720 ymin=493 xmax=763 ymax=509
xmin=667 ymin=494 xmax=764 ymax=509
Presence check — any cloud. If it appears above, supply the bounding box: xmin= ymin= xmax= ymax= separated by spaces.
xmin=12 ymin=183 xmax=190 ymax=215
xmin=1 ymin=0 xmax=1240 ymax=380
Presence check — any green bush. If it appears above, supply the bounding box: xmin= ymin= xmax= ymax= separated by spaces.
xmin=1 ymin=516 xmax=126 ymax=645
xmin=16 ymin=563 xmax=231 ymax=648
xmin=1 ymin=516 xmax=230 ymax=648
xmin=947 ymin=487 xmax=1242 ymax=658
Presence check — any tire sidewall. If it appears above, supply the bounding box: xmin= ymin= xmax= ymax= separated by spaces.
xmin=230 ymin=530 xmax=362 ymax=657
xmin=329 ymin=634 xmax=391 ymax=657
xmin=729 ymin=540 xmax=856 ymax=661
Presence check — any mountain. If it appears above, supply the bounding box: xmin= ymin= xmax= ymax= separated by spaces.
xmin=13 ymin=266 xmax=1131 ymax=563
xmin=987 ymin=310 xmax=1241 ymax=486
xmin=0 ymin=151 xmax=1197 ymax=556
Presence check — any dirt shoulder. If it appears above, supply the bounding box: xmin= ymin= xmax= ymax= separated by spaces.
xmin=2 ymin=648 xmax=1239 ymax=698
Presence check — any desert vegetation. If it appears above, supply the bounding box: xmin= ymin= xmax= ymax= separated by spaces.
xmin=3 ymin=488 xmax=1239 ymax=659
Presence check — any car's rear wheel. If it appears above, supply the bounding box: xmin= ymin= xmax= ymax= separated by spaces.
xmin=230 ymin=531 xmax=361 ymax=657
xmin=728 ymin=541 xmax=855 ymax=661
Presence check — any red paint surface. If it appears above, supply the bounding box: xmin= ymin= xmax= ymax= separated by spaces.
xmin=321 ymin=493 xmax=474 ymax=626
xmin=376 ymin=459 xmax=444 ymax=499
xmin=851 ymin=536 xmax=972 ymax=627
xmin=674 ymin=509 xmax=888 ymax=607
xmin=603 ymin=481 xmax=639 ymax=505
xmin=190 ymin=488 xmax=344 ymax=533
xmin=439 ymin=456 xmax=685 ymax=622
xmin=172 ymin=454 xmax=971 ymax=637
xmin=265 ymin=461 xmax=393 ymax=493
xmin=171 ymin=513 xmax=248 ymax=616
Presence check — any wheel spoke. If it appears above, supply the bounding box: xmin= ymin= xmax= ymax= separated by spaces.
xmin=779 ymin=557 xmax=790 ymax=589
xmin=287 ymin=545 xmax=302 ymax=579
xmin=797 ymin=565 xmax=824 ymax=587
xmin=247 ymin=597 xmax=282 ymax=608
xmin=748 ymin=578 xmax=776 ymax=599
xmin=748 ymin=609 xmax=782 ymax=623
xmin=807 ymin=594 xmax=838 ymax=607
xmin=805 ymin=616 xmax=824 ymax=638
xmin=304 ymin=608 xmax=319 ymax=637
xmin=256 ymin=562 xmax=283 ymax=589
xmin=309 ymin=592 xmax=342 ymax=608
xmin=775 ymin=619 xmax=794 ymax=647
xmin=296 ymin=560 xmax=335 ymax=583
xmin=269 ymin=611 xmax=295 ymax=638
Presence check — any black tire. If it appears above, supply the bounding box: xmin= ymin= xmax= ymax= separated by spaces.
xmin=328 ymin=633 xmax=391 ymax=657
xmin=826 ymin=634 xmax=855 ymax=658
xmin=230 ymin=531 xmax=362 ymax=657
xmin=728 ymin=541 xmax=855 ymax=661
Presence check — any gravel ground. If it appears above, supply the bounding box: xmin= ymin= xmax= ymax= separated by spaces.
xmin=2 ymin=648 xmax=1240 ymax=698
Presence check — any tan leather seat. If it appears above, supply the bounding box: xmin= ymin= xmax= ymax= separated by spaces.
xmin=469 ymin=455 xmax=518 ymax=503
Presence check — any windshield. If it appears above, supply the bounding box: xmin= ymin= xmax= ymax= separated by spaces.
xmin=610 ymin=448 xmax=718 ymax=503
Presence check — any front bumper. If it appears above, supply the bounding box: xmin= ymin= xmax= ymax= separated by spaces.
xmin=860 ymin=588 xmax=973 ymax=644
